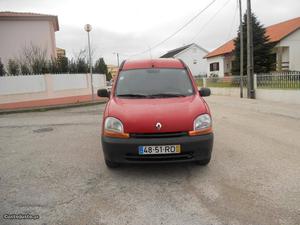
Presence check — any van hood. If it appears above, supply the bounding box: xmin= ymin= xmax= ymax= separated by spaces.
xmin=107 ymin=95 xmax=208 ymax=133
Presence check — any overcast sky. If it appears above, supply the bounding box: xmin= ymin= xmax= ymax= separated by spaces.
xmin=1 ymin=0 xmax=299 ymax=65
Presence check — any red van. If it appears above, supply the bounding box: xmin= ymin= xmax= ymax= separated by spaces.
xmin=98 ymin=59 xmax=213 ymax=168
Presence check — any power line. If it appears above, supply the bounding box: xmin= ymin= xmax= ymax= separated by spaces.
xmin=226 ymin=0 xmax=239 ymax=40
xmin=190 ymin=0 xmax=233 ymax=43
xmin=126 ymin=0 xmax=217 ymax=57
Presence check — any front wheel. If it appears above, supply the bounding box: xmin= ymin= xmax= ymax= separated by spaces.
xmin=195 ymin=157 xmax=211 ymax=166
xmin=105 ymin=159 xmax=120 ymax=168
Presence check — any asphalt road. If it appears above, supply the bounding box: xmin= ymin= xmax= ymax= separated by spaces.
xmin=0 ymin=96 xmax=299 ymax=225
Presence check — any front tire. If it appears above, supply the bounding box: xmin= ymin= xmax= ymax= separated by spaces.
xmin=105 ymin=159 xmax=120 ymax=168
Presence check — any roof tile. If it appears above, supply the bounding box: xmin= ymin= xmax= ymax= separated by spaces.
xmin=206 ymin=17 xmax=300 ymax=58
xmin=0 ymin=11 xmax=59 ymax=31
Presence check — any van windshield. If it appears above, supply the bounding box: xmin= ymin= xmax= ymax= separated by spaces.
xmin=115 ymin=68 xmax=195 ymax=98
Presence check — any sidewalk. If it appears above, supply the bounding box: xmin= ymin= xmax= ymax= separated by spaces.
xmin=0 ymin=95 xmax=107 ymax=114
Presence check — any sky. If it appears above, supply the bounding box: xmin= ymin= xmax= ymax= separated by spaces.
xmin=0 ymin=0 xmax=299 ymax=65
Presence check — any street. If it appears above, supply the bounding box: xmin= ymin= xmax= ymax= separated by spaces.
xmin=0 ymin=96 xmax=299 ymax=225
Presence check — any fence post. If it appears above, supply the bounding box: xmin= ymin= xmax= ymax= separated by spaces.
xmin=203 ymin=77 xmax=206 ymax=88
xmin=254 ymin=73 xmax=257 ymax=90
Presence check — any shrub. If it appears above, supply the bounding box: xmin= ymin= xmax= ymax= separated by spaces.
xmin=8 ymin=59 xmax=20 ymax=76
xmin=68 ymin=59 xmax=78 ymax=73
xmin=20 ymin=63 xmax=31 ymax=75
xmin=76 ymin=58 xmax=88 ymax=73
xmin=58 ymin=56 xmax=69 ymax=73
xmin=106 ymin=71 xmax=112 ymax=81
xmin=0 ymin=58 xmax=6 ymax=76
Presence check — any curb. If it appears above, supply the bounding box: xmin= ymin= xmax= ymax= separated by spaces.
xmin=0 ymin=100 xmax=108 ymax=115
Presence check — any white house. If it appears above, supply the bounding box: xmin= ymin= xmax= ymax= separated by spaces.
xmin=205 ymin=17 xmax=300 ymax=77
xmin=0 ymin=11 xmax=59 ymax=65
xmin=161 ymin=43 xmax=208 ymax=76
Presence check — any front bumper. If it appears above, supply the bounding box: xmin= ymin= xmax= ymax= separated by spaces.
xmin=101 ymin=133 xmax=213 ymax=164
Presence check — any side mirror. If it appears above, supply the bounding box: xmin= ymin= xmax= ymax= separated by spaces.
xmin=97 ymin=89 xmax=109 ymax=98
xmin=199 ymin=87 xmax=211 ymax=97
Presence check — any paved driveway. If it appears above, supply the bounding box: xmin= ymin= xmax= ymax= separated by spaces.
xmin=0 ymin=96 xmax=299 ymax=225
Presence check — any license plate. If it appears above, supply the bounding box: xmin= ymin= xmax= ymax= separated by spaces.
xmin=138 ymin=145 xmax=181 ymax=155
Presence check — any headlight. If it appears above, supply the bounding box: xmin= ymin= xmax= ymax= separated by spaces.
xmin=189 ymin=114 xmax=212 ymax=136
xmin=104 ymin=117 xmax=129 ymax=138
xmin=194 ymin=114 xmax=212 ymax=130
xmin=105 ymin=117 xmax=124 ymax=133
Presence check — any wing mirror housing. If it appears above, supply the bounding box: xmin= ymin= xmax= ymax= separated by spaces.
xmin=199 ymin=87 xmax=211 ymax=97
xmin=97 ymin=89 xmax=110 ymax=98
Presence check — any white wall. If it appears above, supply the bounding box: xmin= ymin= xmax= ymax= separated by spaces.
xmin=0 ymin=75 xmax=46 ymax=95
xmin=209 ymin=87 xmax=300 ymax=105
xmin=207 ymin=56 xmax=225 ymax=78
xmin=175 ymin=45 xmax=208 ymax=76
xmin=209 ymin=87 xmax=247 ymax=98
xmin=224 ymin=55 xmax=234 ymax=75
xmin=0 ymin=74 xmax=106 ymax=104
xmin=53 ymin=74 xmax=87 ymax=91
xmin=0 ymin=20 xmax=56 ymax=66
xmin=281 ymin=47 xmax=289 ymax=63
xmin=277 ymin=29 xmax=300 ymax=71
xmin=93 ymin=74 xmax=107 ymax=88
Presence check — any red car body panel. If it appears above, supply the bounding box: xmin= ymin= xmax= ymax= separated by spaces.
xmin=100 ymin=59 xmax=214 ymax=166
xmin=122 ymin=58 xmax=184 ymax=70
xmin=107 ymin=95 xmax=208 ymax=133
xmin=103 ymin=58 xmax=210 ymax=134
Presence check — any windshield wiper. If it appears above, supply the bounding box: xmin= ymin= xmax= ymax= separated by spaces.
xmin=149 ymin=93 xmax=187 ymax=98
xmin=117 ymin=93 xmax=150 ymax=98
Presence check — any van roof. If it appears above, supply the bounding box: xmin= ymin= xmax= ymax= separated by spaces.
xmin=122 ymin=58 xmax=184 ymax=70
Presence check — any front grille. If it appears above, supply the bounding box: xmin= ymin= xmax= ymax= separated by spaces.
xmin=130 ymin=132 xmax=187 ymax=139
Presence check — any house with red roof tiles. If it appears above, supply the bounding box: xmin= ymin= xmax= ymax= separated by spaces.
xmin=205 ymin=17 xmax=300 ymax=77
xmin=0 ymin=11 xmax=59 ymax=65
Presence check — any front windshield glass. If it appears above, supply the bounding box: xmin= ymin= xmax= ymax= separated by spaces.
xmin=115 ymin=68 xmax=194 ymax=98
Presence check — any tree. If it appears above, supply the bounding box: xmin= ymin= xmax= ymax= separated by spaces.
xmin=71 ymin=49 xmax=89 ymax=73
xmin=57 ymin=56 xmax=69 ymax=73
xmin=232 ymin=13 xmax=275 ymax=75
xmin=0 ymin=58 xmax=6 ymax=76
xmin=76 ymin=58 xmax=88 ymax=73
xmin=106 ymin=71 xmax=112 ymax=81
xmin=20 ymin=63 xmax=31 ymax=75
xmin=68 ymin=59 xmax=78 ymax=73
xmin=21 ymin=44 xmax=49 ymax=74
xmin=94 ymin=57 xmax=110 ymax=80
xmin=31 ymin=59 xmax=48 ymax=74
xmin=7 ymin=59 xmax=20 ymax=76
xmin=94 ymin=58 xmax=108 ymax=74
xmin=48 ymin=58 xmax=59 ymax=74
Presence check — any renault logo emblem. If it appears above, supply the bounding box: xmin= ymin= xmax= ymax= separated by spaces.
xmin=155 ymin=122 xmax=162 ymax=130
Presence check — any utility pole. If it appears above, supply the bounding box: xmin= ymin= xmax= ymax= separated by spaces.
xmin=84 ymin=24 xmax=94 ymax=101
xmin=246 ymin=0 xmax=255 ymax=99
xmin=113 ymin=52 xmax=120 ymax=67
xmin=239 ymin=0 xmax=243 ymax=98
xmin=116 ymin=53 xmax=120 ymax=67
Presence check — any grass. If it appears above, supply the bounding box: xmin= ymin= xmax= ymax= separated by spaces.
xmin=195 ymin=79 xmax=300 ymax=89
xmin=195 ymin=79 xmax=203 ymax=87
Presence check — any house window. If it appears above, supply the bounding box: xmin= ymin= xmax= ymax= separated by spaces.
xmin=210 ymin=62 xmax=219 ymax=71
